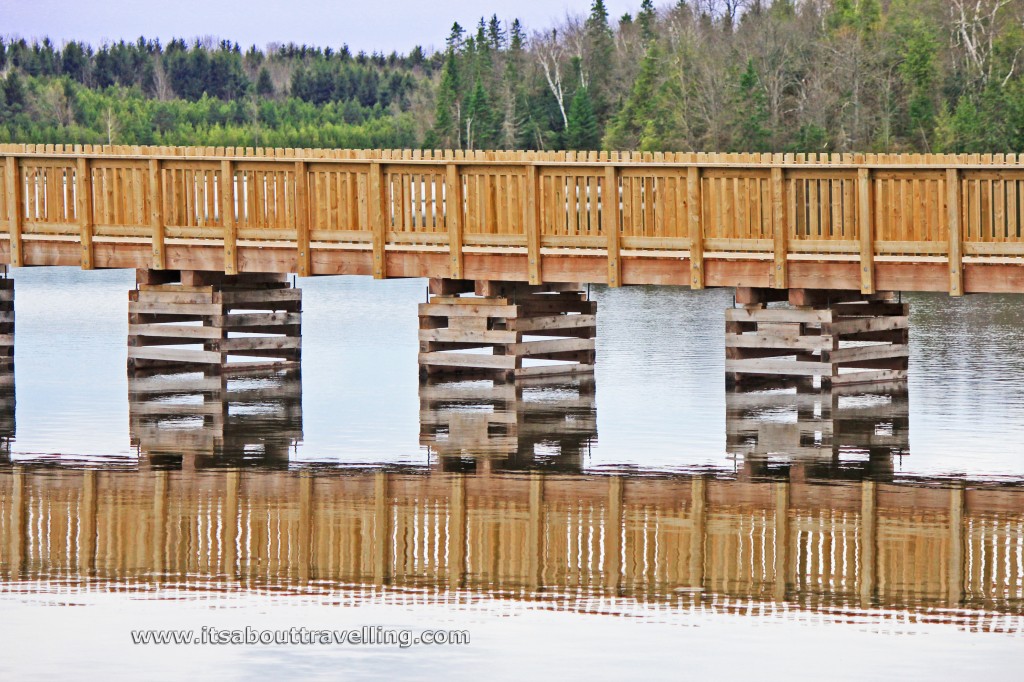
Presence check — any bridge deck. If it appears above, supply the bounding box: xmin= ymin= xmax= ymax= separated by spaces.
xmin=4 ymin=144 xmax=1024 ymax=293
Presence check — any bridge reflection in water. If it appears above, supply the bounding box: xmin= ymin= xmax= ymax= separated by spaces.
xmin=1 ymin=373 xmax=1022 ymax=635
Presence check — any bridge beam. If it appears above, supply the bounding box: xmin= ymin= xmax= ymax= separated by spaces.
xmin=127 ymin=269 xmax=301 ymax=374
xmin=726 ymin=288 xmax=909 ymax=387
xmin=418 ymin=278 xmax=596 ymax=382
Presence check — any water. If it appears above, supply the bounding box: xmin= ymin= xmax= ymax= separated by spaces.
xmin=1 ymin=268 xmax=1023 ymax=680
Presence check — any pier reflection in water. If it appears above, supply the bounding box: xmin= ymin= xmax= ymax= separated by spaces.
xmin=1 ymin=372 xmax=1022 ymax=636
xmin=128 ymin=368 xmax=303 ymax=468
xmin=0 ymin=373 xmax=12 ymax=463
xmin=727 ymin=380 xmax=909 ymax=479
xmin=419 ymin=377 xmax=597 ymax=473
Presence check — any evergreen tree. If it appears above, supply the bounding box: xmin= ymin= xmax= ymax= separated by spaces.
xmin=566 ymin=86 xmax=600 ymax=150
xmin=637 ymin=0 xmax=657 ymax=44
xmin=465 ymin=77 xmax=498 ymax=149
xmin=603 ymin=42 xmax=659 ymax=149
xmin=431 ymin=48 xmax=462 ymax=147
xmin=584 ymin=0 xmax=615 ymax=121
xmin=256 ymin=67 xmax=275 ymax=98
xmin=732 ymin=59 xmax=769 ymax=151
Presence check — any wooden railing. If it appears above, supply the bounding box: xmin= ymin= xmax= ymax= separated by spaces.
xmin=2 ymin=467 xmax=1023 ymax=627
xmin=3 ymin=144 xmax=1024 ymax=294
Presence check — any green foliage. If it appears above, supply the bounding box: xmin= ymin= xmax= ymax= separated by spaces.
xmin=5 ymin=2 xmax=1024 ymax=154
xmin=566 ymin=87 xmax=600 ymax=150
xmin=603 ymin=43 xmax=660 ymax=150
xmin=732 ymin=59 xmax=769 ymax=152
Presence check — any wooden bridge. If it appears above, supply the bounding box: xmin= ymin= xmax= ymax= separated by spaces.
xmin=3 ymin=143 xmax=1024 ymax=381
xmin=3 ymin=144 xmax=1024 ymax=294
xmin=2 ymin=465 xmax=1022 ymax=630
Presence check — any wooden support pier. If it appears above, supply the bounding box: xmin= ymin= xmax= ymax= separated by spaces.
xmin=127 ymin=270 xmax=302 ymax=373
xmin=726 ymin=288 xmax=909 ymax=386
xmin=0 ymin=277 xmax=12 ymax=369
xmin=418 ymin=279 xmax=596 ymax=382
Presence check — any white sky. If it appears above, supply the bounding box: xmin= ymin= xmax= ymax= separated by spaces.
xmin=1 ymin=0 xmax=645 ymax=55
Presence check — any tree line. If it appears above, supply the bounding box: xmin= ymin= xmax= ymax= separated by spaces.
xmin=2 ymin=0 xmax=1023 ymax=152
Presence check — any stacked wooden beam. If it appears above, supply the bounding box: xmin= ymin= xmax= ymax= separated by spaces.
xmin=128 ymin=271 xmax=301 ymax=373
xmin=418 ymin=279 xmax=596 ymax=382
xmin=0 ymin=278 xmax=12 ymax=369
xmin=726 ymin=289 xmax=909 ymax=386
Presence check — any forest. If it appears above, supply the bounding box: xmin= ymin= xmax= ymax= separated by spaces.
xmin=1 ymin=0 xmax=1023 ymax=153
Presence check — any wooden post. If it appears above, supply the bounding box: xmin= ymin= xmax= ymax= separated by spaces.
xmin=947 ymin=484 xmax=964 ymax=607
xmin=80 ymin=469 xmax=98 ymax=575
xmin=771 ymin=167 xmax=788 ymax=289
xmin=688 ymin=476 xmax=705 ymax=589
xmin=605 ymin=476 xmax=623 ymax=591
xmin=77 ymin=158 xmax=94 ymax=270
xmin=297 ymin=473 xmax=313 ymax=583
xmin=369 ymin=162 xmax=387 ymax=280
xmin=372 ymin=471 xmax=390 ymax=584
xmin=148 ymin=159 xmax=165 ymax=270
xmin=858 ymin=168 xmax=875 ymax=294
xmin=446 ymin=163 xmax=464 ymax=279
xmin=294 ymin=161 xmax=311 ymax=277
xmin=8 ymin=468 xmax=26 ymax=579
xmin=220 ymin=160 xmax=237 ymax=275
xmin=859 ymin=479 xmax=877 ymax=607
xmin=526 ymin=473 xmax=544 ymax=591
xmin=151 ymin=470 xmax=167 ymax=576
xmin=5 ymin=157 xmax=23 ymax=268
xmin=448 ymin=475 xmax=466 ymax=590
xmin=772 ymin=480 xmax=789 ymax=601
xmin=222 ymin=469 xmax=239 ymax=578
xmin=687 ymin=166 xmax=704 ymax=289
xmin=526 ymin=164 xmax=542 ymax=285
xmin=947 ymin=168 xmax=963 ymax=296
xmin=605 ymin=166 xmax=622 ymax=287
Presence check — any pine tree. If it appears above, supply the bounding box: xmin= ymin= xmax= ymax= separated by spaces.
xmin=500 ymin=19 xmax=529 ymax=148
xmin=732 ymin=59 xmax=769 ymax=151
xmin=256 ymin=67 xmax=275 ymax=98
xmin=603 ymin=42 xmax=660 ymax=149
xmin=431 ymin=48 xmax=462 ymax=148
xmin=584 ymin=0 xmax=615 ymax=122
xmin=465 ymin=77 xmax=498 ymax=149
xmin=637 ymin=0 xmax=657 ymax=44
xmin=566 ymin=87 xmax=600 ymax=150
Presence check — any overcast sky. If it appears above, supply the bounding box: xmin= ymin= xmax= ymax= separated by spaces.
xmin=2 ymin=0 xmax=644 ymax=54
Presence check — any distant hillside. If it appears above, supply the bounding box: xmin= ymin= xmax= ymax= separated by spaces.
xmin=2 ymin=1 xmax=1023 ymax=152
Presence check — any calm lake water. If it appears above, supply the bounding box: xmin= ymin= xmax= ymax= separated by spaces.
xmin=1 ymin=268 xmax=1023 ymax=680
